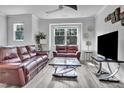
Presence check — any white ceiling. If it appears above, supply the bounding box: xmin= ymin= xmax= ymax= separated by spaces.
xmin=0 ymin=5 xmax=104 ymax=19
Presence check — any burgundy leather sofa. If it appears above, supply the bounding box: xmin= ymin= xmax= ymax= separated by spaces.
xmin=53 ymin=45 xmax=81 ymax=60
xmin=0 ymin=45 xmax=48 ymax=86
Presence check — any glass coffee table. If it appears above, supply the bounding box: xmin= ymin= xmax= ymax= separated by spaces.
xmin=49 ymin=57 xmax=81 ymax=78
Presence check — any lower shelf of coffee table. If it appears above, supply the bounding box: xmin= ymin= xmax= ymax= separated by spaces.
xmin=53 ymin=66 xmax=78 ymax=78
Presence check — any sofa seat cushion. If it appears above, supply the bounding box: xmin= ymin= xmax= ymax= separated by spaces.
xmin=22 ymin=57 xmax=38 ymax=74
xmin=22 ymin=56 xmax=44 ymax=74
xmin=66 ymin=53 xmax=76 ymax=57
xmin=67 ymin=46 xmax=78 ymax=53
xmin=67 ymin=46 xmax=78 ymax=51
xmin=23 ymin=60 xmax=38 ymax=74
xmin=1 ymin=58 xmax=21 ymax=63
xmin=57 ymin=50 xmax=66 ymax=53
xmin=22 ymin=56 xmax=40 ymax=66
xmin=22 ymin=58 xmax=35 ymax=67
xmin=56 ymin=53 xmax=67 ymax=57
xmin=56 ymin=53 xmax=76 ymax=57
xmin=67 ymin=50 xmax=77 ymax=53
xmin=36 ymin=51 xmax=48 ymax=56
xmin=31 ymin=56 xmax=44 ymax=65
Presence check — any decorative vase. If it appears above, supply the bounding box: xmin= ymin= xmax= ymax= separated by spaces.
xmin=40 ymin=39 xmax=47 ymax=44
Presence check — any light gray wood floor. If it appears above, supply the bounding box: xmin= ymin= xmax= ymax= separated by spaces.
xmin=24 ymin=61 xmax=124 ymax=88
xmin=1 ymin=61 xmax=124 ymax=88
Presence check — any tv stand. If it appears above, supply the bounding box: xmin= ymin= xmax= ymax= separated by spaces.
xmin=92 ymin=56 xmax=120 ymax=82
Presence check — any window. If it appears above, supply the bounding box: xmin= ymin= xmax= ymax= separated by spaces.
xmin=13 ymin=23 xmax=24 ymax=41
xmin=67 ymin=28 xmax=77 ymax=45
xmin=55 ymin=28 xmax=65 ymax=45
xmin=54 ymin=27 xmax=78 ymax=45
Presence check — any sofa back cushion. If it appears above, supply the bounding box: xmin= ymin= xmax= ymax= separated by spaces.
xmin=26 ymin=45 xmax=36 ymax=57
xmin=17 ymin=46 xmax=30 ymax=61
xmin=56 ymin=46 xmax=66 ymax=53
xmin=67 ymin=46 xmax=78 ymax=53
xmin=0 ymin=47 xmax=21 ymax=63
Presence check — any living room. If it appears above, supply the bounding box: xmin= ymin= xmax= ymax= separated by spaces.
xmin=0 ymin=1 xmax=124 ymax=90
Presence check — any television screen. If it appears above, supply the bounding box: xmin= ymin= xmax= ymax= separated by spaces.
xmin=98 ymin=31 xmax=118 ymax=61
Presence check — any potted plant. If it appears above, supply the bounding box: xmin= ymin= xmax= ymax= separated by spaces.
xmin=35 ymin=32 xmax=47 ymax=51
xmin=35 ymin=34 xmax=40 ymax=44
xmin=39 ymin=32 xmax=47 ymax=44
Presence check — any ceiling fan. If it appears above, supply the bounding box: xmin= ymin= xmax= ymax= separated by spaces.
xmin=46 ymin=5 xmax=78 ymax=14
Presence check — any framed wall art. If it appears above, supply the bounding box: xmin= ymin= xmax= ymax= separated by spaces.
xmin=107 ymin=14 xmax=111 ymax=21
xmin=115 ymin=7 xmax=120 ymax=22
xmin=121 ymin=19 xmax=124 ymax=26
xmin=120 ymin=11 xmax=124 ymax=19
xmin=111 ymin=12 xmax=116 ymax=24
xmin=104 ymin=17 xmax=108 ymax=22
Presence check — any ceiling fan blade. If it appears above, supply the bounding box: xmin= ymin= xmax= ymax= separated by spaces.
xmin=45 ymin=5 xmax=77 ymax=14
xmin=46 ymin=6 xmax=64 ymax=14
xmin=64 ymin=5 xmax=78 ymax=10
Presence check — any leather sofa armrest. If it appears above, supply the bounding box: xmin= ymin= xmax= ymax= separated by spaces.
xmin=0 ymin=63 xmax=23 ymax=70
xmin=53 ymin=51 xmax=57 ymax=53
xmin=53 ymin=51 xmax=57 ymax=57
xmin=36 ymin=51 xmax=48 ymax=56
xmin=75 ymin=51 xmax=80 ymax=54
xmin=0 ymin=63 xmax=26 ymax=86
xmin=75 ymin=51 xmax=81 ymax=60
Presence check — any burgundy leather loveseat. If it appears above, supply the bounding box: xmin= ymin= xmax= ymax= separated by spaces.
xmin=53 ymin=45 xmax=81 ymax=60
xmin=0 ymin=45 xmax=48 ymax=86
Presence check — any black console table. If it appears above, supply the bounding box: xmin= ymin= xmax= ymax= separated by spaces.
xmin=92 ymin=56 xmax=121 ymax=82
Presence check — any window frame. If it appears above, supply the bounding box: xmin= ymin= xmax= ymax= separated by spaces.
xmin=54 ymin=26 xmax=78 ymax=45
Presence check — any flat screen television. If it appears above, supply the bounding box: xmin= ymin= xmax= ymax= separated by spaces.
xmin=97 ymin=31 xmax=118 ymax=61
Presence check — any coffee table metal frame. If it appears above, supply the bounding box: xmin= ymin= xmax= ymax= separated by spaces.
xmin=49 ymin=57 xmax=81 ymax=78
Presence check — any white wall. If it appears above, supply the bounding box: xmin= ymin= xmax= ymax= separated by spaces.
xmin=95 ymin=5 xmax=124 ymax=82
xmin=0 ymin=14 xmax=7 ymax=45
xmin=40 ymin=17 xmax=96 ymax=54
xmin=32 ymin=15 xmax=40 ymax=44
xmin=7 ymin=14 xmax=39 ymax=46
